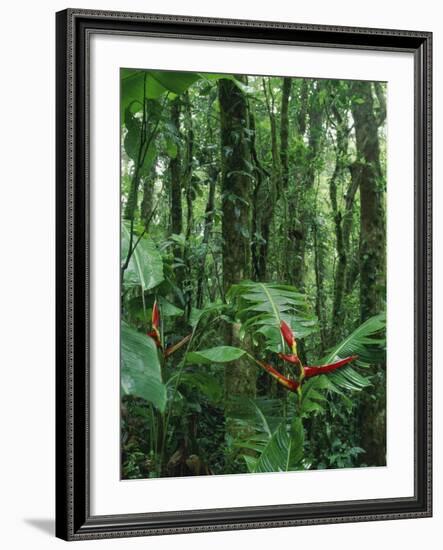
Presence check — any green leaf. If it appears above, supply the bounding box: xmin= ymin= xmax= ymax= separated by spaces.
xmin=228 ymin=281 xmax=316 ymax=352
xmin=323 ymin=313 xmax=386 ymax=391
xmin=123 ymin=107 xmax=157 ymax=174
xmin=149 ymin=71 xmax=201 ymax=95
xmin=165 ymin=137 xmax=178 ymax=159
xmin=121 ymin=69 xmax=202 ymax=117
xmin=158 ymin=296 xmax=184 ymax=317
xmin=176 ymin=371 xmax=223 ymax=403
xmin=199 ymin=73 xmax=255 ymax=94
xmin=253 ymin=419 xmax=304 ymax=473
xmin=121 ymin=322 xmax=166 ymax=411
xmin=121 ymin=69 xmax=167 ymax=103
xmin=121 ymin=222 xmax=164 ymax=291
xmin=243 ymin=454 xmax=258 ymax=473
xmin=299 ymin=378 xmax=327 ymax=417
xmin=186 ymin=346 xmax=246 ymax=365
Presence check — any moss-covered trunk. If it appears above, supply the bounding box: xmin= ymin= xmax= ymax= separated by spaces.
xmin=218 ymin=77 xmax=256 ymax=436
xmin=351 ymin=81 xmax=386 ymax=466
xmin=169 ymin=99 xmax=182 ymax=236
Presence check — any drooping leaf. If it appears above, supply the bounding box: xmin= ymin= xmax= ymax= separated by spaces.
xmin=228 ymin=396 xmax=285 ymax=436
xmin=158 ymin=296 xmax=184 ymax=317
xmin=121 ymin=322 xmax=166 ymax=411
xmin=188 ymin=301 xmax=228 ymax=328
xmin=121 ymin=69 xmax=167 ymax=108
xmin=174 ymin=371 xmax=223 ymax=403
xmin=186 ymin=346 xmax=246 ymax=365
xmin=123 ymin=106 xmax=158 ymax=176
xmin=121 ymin=69 xmax=201 ymax=116
xmin=121 ymin=222 xmax=164 ymax=291
xmin=149 ymin=71 xmax=201 ymax=95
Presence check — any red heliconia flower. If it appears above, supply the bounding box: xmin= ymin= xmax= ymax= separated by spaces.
xmin=280 ymin=320 xmax=295 ymax=348
xmin=303 ymin=355 xmax=358 ymax=378
xmin=256 ymin=360 xmax=300 ymax=393
xmin=147 ymin=330 xmax=162 ymax=348
xmin=152 ymin=300 xmax=160 ymax=331
xmin=147 ymin=300 xmax=162 ymax=348
xmin=251 ymin=353 xmax=358 ymax=395
xmin=278 ymin=353 xmax=300 ymax=365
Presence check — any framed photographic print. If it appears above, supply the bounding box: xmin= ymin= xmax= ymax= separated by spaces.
xmin=55 ymin=9 xmax=432 ymax=541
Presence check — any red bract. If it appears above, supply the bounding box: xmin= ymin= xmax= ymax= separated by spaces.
xmin=148 ymin=300 xmax=162 ymax=349
xmin=147 ymin=330 xmax=162 ymax=348
xmin=278 ymin=353 xmax=300 ymax=365
xmin=152 ymin=300 xmax=160 ymax=330
xmin=164 ymin=334 xmax=192 ymax=358
xmin=303 ymin=355 xmax=358 ymax=378
xmin=280 ymin=320 xmax=295 ymax=349
xmin=256 ymin=360 xmax=300 ymax=393
xmin=249 ymin=349 xmax=358 ymax=395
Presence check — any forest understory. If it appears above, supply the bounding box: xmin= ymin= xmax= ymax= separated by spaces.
xmin=120 ymin=69 xmax=387 ymax=479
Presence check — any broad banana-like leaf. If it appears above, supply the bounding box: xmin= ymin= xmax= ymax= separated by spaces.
xmin=121 ymin=322 xmax=166 ymax=412
xmin=121 ymin=222 xmax=164 ymax=291
xmin=186 ymin=346 xmax=246 ymax=365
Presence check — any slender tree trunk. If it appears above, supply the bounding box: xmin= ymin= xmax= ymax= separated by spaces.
xmin=168 ymin=98 xmax=186 ymax=315
xmin=140 ymin=166 xmax=156 ymax=231
xmin=182 ymin=93 xmax=195 ymax=320
xmin=183 ymin=92 xmax=194 ymax=241
xmin=218 ymin=77 xmax=256 ymax=436
xmin=169 ymin=99 xmax=182 ymax=236
xmin=351 ymin=81 xmax=386 ymax=467
xmin=284 ymin=79 xmax=307 ymax=283
xmin=290 ymin=81 xmax=324 ymax=291
xmin=250 ymin=107 xmax=271 ymax=281
xmin=196 ymin=168 xmax=217 ymax=308
xmin=280 ymin=77 xmax=291 ymax=191
xmin=313 ymin=216 xmax=328 ymax=353
xmin=328 ymin=103 xmax=358 ymax=343
xmin=124 ymin=91 xmax=158 ymax=223
xmin=278 ymin=77 xmax=291 ymax=280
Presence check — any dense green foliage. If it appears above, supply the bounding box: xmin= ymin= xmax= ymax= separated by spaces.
xmin=120 ymin=69 xmax=387 ymax=479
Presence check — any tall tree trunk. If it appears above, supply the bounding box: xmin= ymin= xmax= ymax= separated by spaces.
xmin=140 ymin=165 xmax=156 ymax=231
xmin=169 ymin=99 xmax=182 ymax=236
xmin=218 ymin=77 xmax=256 ymax=436
xmin=278 ymin=77 xmax=291 ymax=280
xmin=313 ymin=215 xmax=328 ymax=353
xmin=290 ymin=81 xmax=324 ymax=291
xmin=182 ymin=93 xmax=195 ymax=320
xmin=284 ymin=79 xmax=306 ymax=283
xmin=183 ymin=92 xmax=194 ymax=241
xmin=196 ymin=168 xmax=217 ymax=308
xmin=351 ymin=81 xmax=386 ymax=466
xmin=351 ymin=83 xmax=386 ymax=322
xmin=328 ymin=101 xmax=358 ymax=343
xmin=250 ymin=106 xmax=271 ymax=281
xmin=168 ymin=98 xmax=186 ymax=314
xmin=280 ymin=77 xmax=291 ymax=191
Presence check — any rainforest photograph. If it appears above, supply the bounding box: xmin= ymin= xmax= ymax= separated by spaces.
xmin=120 ymin=69 xmax=387 ymax=480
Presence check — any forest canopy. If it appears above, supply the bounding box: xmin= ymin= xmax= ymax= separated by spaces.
xmin=120 ymin=69 xmax=387 ymax=479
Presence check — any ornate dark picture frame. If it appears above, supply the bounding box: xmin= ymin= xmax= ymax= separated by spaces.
xmin=55 ymin=8 xmax=432 ymax=541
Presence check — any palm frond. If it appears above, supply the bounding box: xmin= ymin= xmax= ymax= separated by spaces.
xmin=228 ymin=396 xmax=304 ymax=473
xmin=228 ymin=281 xmax=317 ymax=352
xmin=323 ymin=313 xmax=386 ymax=391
